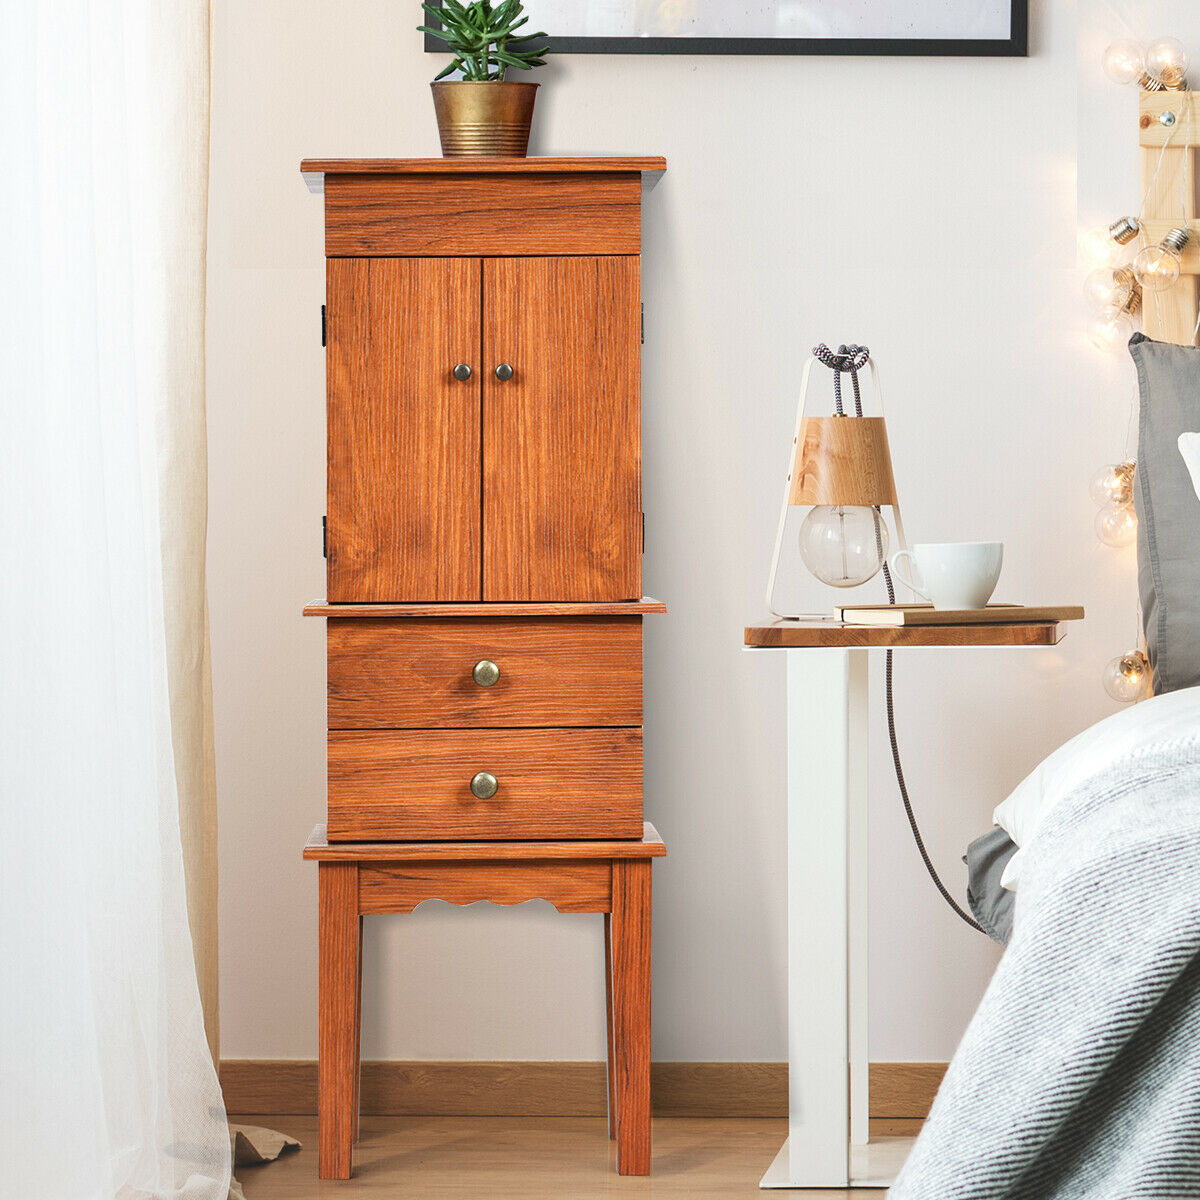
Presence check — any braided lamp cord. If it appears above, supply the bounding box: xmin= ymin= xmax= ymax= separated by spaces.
xmin=813 ymin=345 xmax=985 ymax=934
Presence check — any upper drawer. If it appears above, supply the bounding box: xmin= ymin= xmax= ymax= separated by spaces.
xmin=323 ymin=172 xmax=642 ymax=256
xmin=327 ymin=617 xmax=642 ymax=729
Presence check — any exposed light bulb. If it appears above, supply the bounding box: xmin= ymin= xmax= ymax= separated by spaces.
xmin=1095 ymin=501 xmax=1137 ymax=547
xmin=1089 ymin=461 xmax=1136 ymax=507
xmin=1146 ymin=36 xmax=1189 ymax=89
xmin=1102 ymin=39 xmax=1163 ymax=89
xmin=1078 ymin=218 xmax=1140 ymax=269
xmin=1089 ymin=305 xmax=1135 ymax=352
xmin=798 ymin=505 xmax=889 ymax=588
xmin=1083 ymin=266 xmax=1141 ymax=314
xmin=1103 ymin=650 xmax=1152 ymax=703
xmin=1134 ymin=226 xmax=1190 ymax=292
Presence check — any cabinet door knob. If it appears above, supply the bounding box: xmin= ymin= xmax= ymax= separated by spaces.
xmin=470 ymin=771 xmax=499 ymax=799
xmin=494 ymin=363 xmax=514 ymax=382
xmin=453 ymin=363 xmax=473 ymax=382
xmin=472 ymin=659 xmax=501 ymax=687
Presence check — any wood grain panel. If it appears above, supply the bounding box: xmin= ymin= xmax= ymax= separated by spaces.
xmin=304 ymin=597 xmax=666 ymax=617
xmin=358 ymin=860 xmax=611 ymax=914
xmin=317 ymin=863 xmax=358 ymax=1179
xmin=1138 ymin=90 xmax=1200 ymax=146
xmin=788 ymin=417 xmax=898 ymax=506
xmin=610 ymin=858 xmax=652 ymax=1174
xmin=484 ymin=257 xmax=641 ymax=602
xmin=323 ymin=174 xmax=641 ymax=256
xmin=326 ymin=728 xmax=643 ymax=841
xmin=327 ymin=617 xmax=642 ymax=728
xmin=222 ymin=1059 xmax=938 ymax=1119
xmin=304 ymin=821 xmax=666 ymax=861
xmin=744 ymin=620 xmax=1067 ymax=648
xmin=326 ymin=257 xmax=480 ymax=602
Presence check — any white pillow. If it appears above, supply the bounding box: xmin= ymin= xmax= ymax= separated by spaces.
xmin=994 ymin=685 xmax=1200 ymax=890
xmin=1180 ymin=432 xmax=1200 ymax=501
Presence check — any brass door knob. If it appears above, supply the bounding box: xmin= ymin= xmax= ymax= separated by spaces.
xmin=472 ymin=659 xmax=501 ymax=687
xmin=470 ymin=771 xmax=498 ymax=799
xmin=453 ymin=363 xmax=472 ymax=382
xmin=494 ymin=363 xmax=514 ymax=382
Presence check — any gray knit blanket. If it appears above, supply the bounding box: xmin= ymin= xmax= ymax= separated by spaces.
xmin=890 ymin=747 xmax=1200 ymax=1199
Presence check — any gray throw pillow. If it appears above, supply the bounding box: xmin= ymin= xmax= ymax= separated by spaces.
xmin=965 ymin=826 xmax=1017 ymax=946
xmin=1128 ymin=333 xmax=1200 ymax=694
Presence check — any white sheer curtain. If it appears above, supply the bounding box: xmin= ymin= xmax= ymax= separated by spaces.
xmin=1 ymin=3 xmax=230 ymax=1199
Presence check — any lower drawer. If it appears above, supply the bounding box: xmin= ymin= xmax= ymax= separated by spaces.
xmin=327 ymin=728 xmax=643 ymax=841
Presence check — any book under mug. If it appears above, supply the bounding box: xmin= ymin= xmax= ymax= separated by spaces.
xmin=836 ymin=604 xmax=1085 ymax=627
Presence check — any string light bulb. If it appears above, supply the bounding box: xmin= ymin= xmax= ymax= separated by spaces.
xmin=1134 ymin=226 xmax=1190 ymax=292
xmin=1089 ymin=305 xmax=1135 ymax=352
xmin=1078 ymin=217 xmax=1140 ymax=269
xmin=1095 ymin=501 xmax=1137 ymax=547
xmin=1146 ymin=36 xmax=1189 ymax=89
xmin=1089 ymin=461 xmax=1136 ymax=507
xmin=798 ymin=505 xmax=889 ymax=588
xmin=1083 ymin=266 xmax=1142 ymax=314
xmin=1103 ymin=650 xmax=1152 ymax=703
xmin=1101 ymin=39 xmax=1164 ymax=90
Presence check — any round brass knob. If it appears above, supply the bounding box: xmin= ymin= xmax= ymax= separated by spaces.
xmin=472 ymin=659 xmax=500 ymax=687
xmin=470 ymin=771 xmax=498 ymax=800
xmin=494 ymin=363 xmax=514 ymax=382
xmin=453 ymin=363 xmax=472 ymax=382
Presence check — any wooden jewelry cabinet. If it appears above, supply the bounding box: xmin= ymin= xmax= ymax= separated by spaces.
xmin=300 ymin=156 xmax=667 ymax=1179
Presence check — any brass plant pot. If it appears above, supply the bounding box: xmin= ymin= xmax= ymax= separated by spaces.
xmin=431 ymin=81 xmax=538 ymax=158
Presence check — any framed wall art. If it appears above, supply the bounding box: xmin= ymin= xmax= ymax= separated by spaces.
xmin=423 ymin=1 xmax=1028 ymax=58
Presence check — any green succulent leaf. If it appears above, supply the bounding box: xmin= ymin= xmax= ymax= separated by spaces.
xmin=419 ymin=0 xmax=551 ymax=81
xmin=491 ymin=48 xmax=537 ymax=68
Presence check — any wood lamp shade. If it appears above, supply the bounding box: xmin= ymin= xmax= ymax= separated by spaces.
xmin=787 ymin=416 xmax=899 ymax=508
xmin=765 ymin=353 xmax=909 ymax=617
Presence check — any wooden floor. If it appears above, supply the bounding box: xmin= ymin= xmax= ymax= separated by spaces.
xmin=232 ymin=1115 xmax=918 ymax=1197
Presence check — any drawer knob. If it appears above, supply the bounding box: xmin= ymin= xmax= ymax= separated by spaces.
xmin=470 ymin=771 xmax=499 ymax=800
xmin=472 ymin=659 xmax=501 ymax=687
xmin=494 ymin=363 xmax=514 ymax=382
xmin=452 ymin=363 xmax=473 ymax=382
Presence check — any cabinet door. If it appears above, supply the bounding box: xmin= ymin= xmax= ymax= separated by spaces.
xmin=482 ymin=257 xmax=641 ymax=601
xmin=326 ymin=258 xmax=481 ymax=602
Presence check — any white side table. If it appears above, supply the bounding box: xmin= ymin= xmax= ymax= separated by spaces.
xmin=743 ymin=618 xmax=1075 ymax=1189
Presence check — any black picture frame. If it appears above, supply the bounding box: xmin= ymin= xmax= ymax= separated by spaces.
xmin=422 ymin=1 xmax=1027 ymax=58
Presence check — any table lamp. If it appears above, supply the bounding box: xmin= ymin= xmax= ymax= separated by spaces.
xmin=766 ymin=349 xmax=908 ymax=617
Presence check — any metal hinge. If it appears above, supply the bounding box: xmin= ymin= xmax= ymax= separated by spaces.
xmin=321 ymin=304 xmax=327 ymax=347
xmin=640 ymin=302 xmax=644 ymax=345
xmin=322 ymin=516 xmax=327 ymax=559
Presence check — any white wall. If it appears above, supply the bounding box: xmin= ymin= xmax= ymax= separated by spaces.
xmin=209 ymin=0 xmax=1158 ymax=1063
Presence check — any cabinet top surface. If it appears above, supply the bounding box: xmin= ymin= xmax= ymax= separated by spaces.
xmin=301 ymin=156 xmax=667 ymax=192
xmin=744 ymin=619 xmax=1071 ymax=648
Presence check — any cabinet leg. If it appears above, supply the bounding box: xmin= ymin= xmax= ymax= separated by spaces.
xmin=319 ymin=862 xmax=359 ymax=1180
xmin=604 ymin=913 xmax=617 ymax=1141
xmin=611 ymin=859 xmax=652 ymax=1175
xmin=354 ymin=915 xmax=363 ymax=1145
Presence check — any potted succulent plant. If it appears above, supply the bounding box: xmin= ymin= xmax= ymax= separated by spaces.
xmin=419 ymin=1 xmax=549 ymax=158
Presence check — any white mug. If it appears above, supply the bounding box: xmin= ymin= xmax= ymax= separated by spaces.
xmin=888 ymin=542 xmax=1004 ymax=610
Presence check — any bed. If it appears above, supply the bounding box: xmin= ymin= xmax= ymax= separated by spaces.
xmin=890 ymin=332 xmax=1200 ymax=1199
